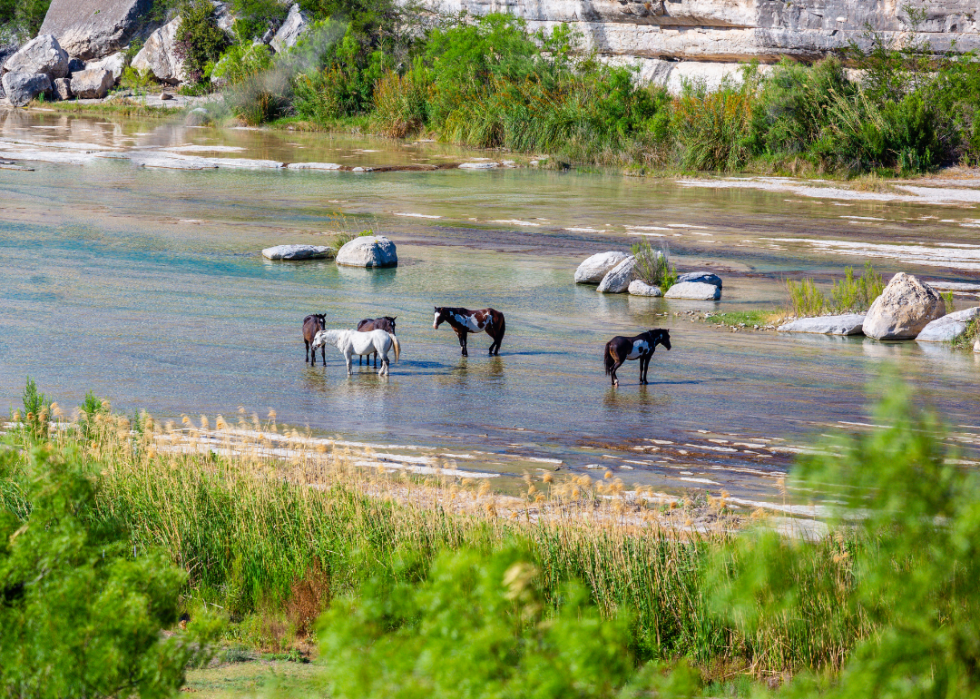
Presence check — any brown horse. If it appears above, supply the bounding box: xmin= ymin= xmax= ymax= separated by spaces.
xmin=603 ymin=329 xmax=671 ymax=387
xmin=303 ymin=313 xmax=327 ymax=365
xmin=356 ymin=316 xmax=397 ymax=367
xmin=433 ymin=307 xmax=506 ymax=357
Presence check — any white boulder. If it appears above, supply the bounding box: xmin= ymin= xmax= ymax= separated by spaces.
xmin=335 ymin=236 xmax=398 ymax=268
xmin=777 ymin=314 xmax=866 ymax=336
xmin=39 ymin=0 xmax=148 ymax=60
xmin=915 ymin=307 xmax=980 ymax=343
xmin=575 ymin=251 xmax=630 ymax=284
xmin=85 ymin=52 xmax=128 ymax=82
xmin=597 ymin=257 xmax=637 ymax=293
xmin=628 ymin=280 xmax=662 ymax=297
xmin=262 ymin=244 xmax=333 ymax=261
xmin=270 ymin=4 xmax=310 ymax=54
xmin=70 ymin=68 xmax=115 ymax=99
xmin=132 ymin=18 xmax=185 ymax=84
xmin=862 ymin=273 xmax=946 ymax=340
xmin=2 ymin=35 xmax=70 ymax=79
xmin=665 ymin=281 xmax=722 ymax=300
xmin=1 ymin=71 xmax=51 ymax=107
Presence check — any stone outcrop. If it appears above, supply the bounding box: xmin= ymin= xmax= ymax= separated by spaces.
xmin=70 ymin=68 xmax=115 ymax=98
xmin=399 ymin=0 xmax=980 ymax=91
xmin=85 ymin=52 xmax=128 ymax=82
xmin=628 ymin=280 xmax=662 ymax=297
xmin=52 ymin=77 xmax=72 ymax=100
xmin=39 ymin=0 xmax=151 ymax=60
xmin=778 ymin=314 xmax=866 ymax=336
xmin=270 ymin=4 xmax=310 ymax=54
xmin=336 ymin=236 xmax=398 ymax=268
xmin=1 ymin=71 xmax=51 ymax=107
xmin=665 ymin=281 xmax=721 ymax=300
xmin=1 ymin=35 xmax=70 ymax=79
xmin=596 ymin=257 xmax=637 ymax=293
xmin=862 ymin=273 xmax=946 ymax=340
xmin=132 ymin=18 xmax=185 ymax=84
xmin=915 ymin=307 xmax=980 ymax=343
xmin=575 ymin=251 xmax=630 ymax=284
xmin=262 ymin=244 xmax=334 ymax=260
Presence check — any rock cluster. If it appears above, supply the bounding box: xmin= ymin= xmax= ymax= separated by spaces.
xmin=915 ymin=307 xmax=980 ymax=343
xmin=596 ymin=257 xmax=637 ymax=293
xmin=574 ymin=251 xmax=630 ymax=285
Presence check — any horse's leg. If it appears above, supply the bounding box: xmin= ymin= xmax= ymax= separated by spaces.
xmin=640 ymin=355 xmax=648 ymax=385
xmin=456 ymin=330 xmax=468 ymax=357
xmin=374 ymin=351 xmax=378 ymax=368
xmin=611 ymin=357 xmax=625 ymax=387
xmin=320 ymin=345 xmax=326 ymax=367
xmin=305 ymin=340 xmax=309 ymax=364
xmin=487 ymin=330 xmax=496 ymax=356
xmin=346 ymin=351 xmax=353 ymax=376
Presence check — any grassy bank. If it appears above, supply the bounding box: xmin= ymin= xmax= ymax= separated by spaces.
xmin=4 ymin=377 xmax=980 ymax=696
xmin=114 ymin=0 xmax=980 ymax=178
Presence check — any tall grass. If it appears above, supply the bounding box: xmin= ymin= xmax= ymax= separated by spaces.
xmin=788 ymin=263 xmax=885 ymax=318
xmin=631 ymin=238 xmax=677 ymax=290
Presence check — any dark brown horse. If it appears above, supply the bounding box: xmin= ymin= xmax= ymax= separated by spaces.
xmin=604 ymin=329 xmax=671 ymax=387
xmin=356 ymin=316 xmax=397 ymax=367
xmin=303 ymin=313 xmax=327 ymax=365
xmin=433 ymin=307 xmax=506 ymax=357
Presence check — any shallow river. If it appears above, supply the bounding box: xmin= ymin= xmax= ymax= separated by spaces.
xmin=2 ymin=109 xmax=980 ymax=506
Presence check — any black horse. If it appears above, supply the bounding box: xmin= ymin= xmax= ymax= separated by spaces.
xmin=356 ymin=316 xmax=397 ymax=367
xmin=303 ymin=313 xmax=327 ymax=365
xmin=603 ymin=329 xmax=671 ymax=387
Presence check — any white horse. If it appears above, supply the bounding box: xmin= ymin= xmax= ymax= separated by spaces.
xmin=311 ymin=329 xmax=401 ymax=376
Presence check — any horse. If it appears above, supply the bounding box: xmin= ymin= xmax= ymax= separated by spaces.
xmin=603 ymin=329 xmax=671 ymax=387
xmin=356 ymin=316 xmax=397 ymax=367
xmin=433 ymin=307 xmax=506 ymax=357
xmin=303 ymin=314 xmax=327 ymax=366
xmin=312 ymin=328 xmax=401 ymax=376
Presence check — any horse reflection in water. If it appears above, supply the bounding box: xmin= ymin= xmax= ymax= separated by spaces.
xmin=312 ymin=329 xmax=401 ymax=377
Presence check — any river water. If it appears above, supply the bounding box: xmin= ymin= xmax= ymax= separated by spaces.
xmin=2 ymin=109 xmax=979 ymax=507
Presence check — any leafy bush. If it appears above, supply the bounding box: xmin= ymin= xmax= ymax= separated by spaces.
xmin=210 ymin=41 xmax=274 ymax=86
xmin=0 ymin=443 xmax=218 ymax=696
xmin=230 ymin=0 xmax=287 ymax=42
xmin=175 ymin=0 xmax=230 ymax=85
xmin=674 ymin=78 xmax=754 ymax=171
xmin=830 ymin=262 xmax=885 ymax=312
xmin=786 ymin=277 xmax=825 ymax=317
xmin=19 ymin=377 xmax=50 ymax=439
xmin=120 ymin=65 xmax=155 ymax=93
xmin=631 ymin=238 xmax=676 ymax=290
xmin=372 ymin=62 xmax=432 ymax=138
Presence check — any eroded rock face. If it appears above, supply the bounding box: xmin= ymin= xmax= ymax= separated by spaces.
xmin=778 ymin=314 xmax=866 ymax=336
xmin=336 ymin=236 xmax=398 ymax=268
xmin=85 ymin=52 xmax=128 ymax=82
xmin=399 ymin=0 xmax=980 ymax=90
xmin=1 ymin=71 xmax=52 ymax=106
xmin=270 ymin=4 xmax=310 ymax=54
xmin=915 ymin=307 xmax=980 ymax=343
xmin=132 ymin=18 xmax=185 ymax=84
xmin=39 ymin=0 xmax=151 ymax=61
xmin=575 ymin=251 xmax=630 ymax=284
xmin=862 ymin=273 xmax=946 ymax=340
xmin=70 ymin=68 xmax=115 ymax=99
xmin=597 ymin=257 xmax=638 ymax=293
xmin=2 ymin=35 xmax=70 ymax=79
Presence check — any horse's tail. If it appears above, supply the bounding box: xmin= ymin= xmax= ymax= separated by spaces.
xmin=496 ymin=312 xmax=506 ymax=344
xmin=389 ymin=333 xmax=400 ymax=363
xmin=604 ymin=343 xmax=614 ymax=375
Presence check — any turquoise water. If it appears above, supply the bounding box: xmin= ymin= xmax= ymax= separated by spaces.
xmin=2 ymin=112 xmax=979 ymax=500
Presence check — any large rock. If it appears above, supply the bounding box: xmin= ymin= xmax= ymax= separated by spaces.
xmin=575 ymin=251 xmax=630 ymax=284
xmin=0 ymin=44 xmax=17 ymax=72
xmin=270 ymin=4 xmax=310 ymax=54
xmin=676 ymin=271 xmax=722 ymax=288
xmin=39 ymin=0 xmax=151 ymax=60
xmin=132 ymin=18 xmax=185 ymax=84
xmin=70 ymin=68 xmax=114 ymax=99
xmin=1 ymin=71 xmax=52 ymax=107
xmin=862 ymin=273 xmax=946 ymax=340
xmin=665 ymin=281 xmax=722 ymax=300
xmin=597 ymin=257 xmax=637 ymax=293
xmin=52 ymin=77 xmax=72 ymax=100
xmin=85 ymin=52 xmax=128 ymax=82
xmin=778 ymin=314 xmax=866 ymax=336
xmin=628 ymin=280 xmax=662 ymax=297
xmin=336 ymin=236 xmax=398 ymax=268
xmin=915 ymin=307 xmax=980 ymax=343
xmin=262 ymin=244 xmax=334 ymax=261
xmin=2 ymin=35 xmax=70 ymax=79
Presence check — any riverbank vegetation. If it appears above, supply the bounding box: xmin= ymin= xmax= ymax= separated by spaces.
xmin=3 ymin=377 xmax=980 ymax=695
xmin=143 ymin=0 xmax=980 ymax=177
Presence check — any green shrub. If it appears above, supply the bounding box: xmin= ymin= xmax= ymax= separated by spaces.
xmin=226 ymin=69 xmax=291 ymax=125
xmin=830 ymin=262 xmax=885 ymax=312
xmin=371 ymin=61 xmax=432 ymax=138
xmin=787 ymin=277 xmax=825 ymax=317
xmin=19 ymin=377 xmax=50 ymax=439
xmin=631 ymin=238 xmax=677 ymax=290
xmin=175 ymin=0 xmax=230 ymax=85
xmin=674 ymin=78 xmax=754 ymax=172
xmin=0 ymin=444 xmax=218 ymax=696
xmin=210 ymin=41 xmax=274 ymax=86
xmin=230 ymin=0 xmax=287 ymax=41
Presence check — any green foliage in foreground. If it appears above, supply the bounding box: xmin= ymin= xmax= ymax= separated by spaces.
xmin=0 ymin=443 xmax=218 ymax=697
xmin=787 ymin=262 xmax=885 ymax=317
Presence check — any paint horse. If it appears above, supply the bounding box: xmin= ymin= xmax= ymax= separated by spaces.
xmin=303 ymin=313 xmax=327 ymax=366
xmin=312 ymin=329 xmax=401 ymax=377
xmin=356 ymin=316 xmax=397 ymax=367
xmin=603 ymin=329 xmax=671 ymax=387
xmin=433 ymin=307 xmax=506 ymax=357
